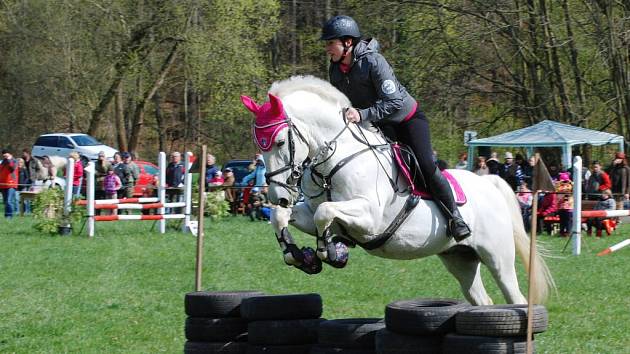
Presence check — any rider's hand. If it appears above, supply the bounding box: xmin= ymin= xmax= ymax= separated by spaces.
xmin=345 ymin=107 xmax=361 ymax=123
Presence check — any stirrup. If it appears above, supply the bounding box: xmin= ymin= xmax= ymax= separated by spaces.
xmin=449 ymin=218 xmax=471 ymax=242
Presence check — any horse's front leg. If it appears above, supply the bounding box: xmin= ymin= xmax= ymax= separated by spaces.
xmin=314 ymin=198 xmax=375 ymax=268
xmin=271 ymin=204 xmax=322 ymax=274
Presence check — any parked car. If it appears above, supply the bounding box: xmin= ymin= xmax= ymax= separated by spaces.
xmin=133 ymin=160 xmax=159 ymax=197
xmin=222 ymin=159 xmax=254 ymax=183
xmin=32 ymin=133 xmax=118 ymax=161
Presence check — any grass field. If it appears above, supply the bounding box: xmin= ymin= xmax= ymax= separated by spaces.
xmin=1 ymin=215 xmax=629 ymax=353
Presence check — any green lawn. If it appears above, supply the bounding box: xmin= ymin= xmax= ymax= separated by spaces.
xmin=1 ymin=215 xmax=629 ymax=353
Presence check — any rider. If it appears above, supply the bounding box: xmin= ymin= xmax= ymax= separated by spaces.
xmin=321 ymin=15 xmax=471 ymax=241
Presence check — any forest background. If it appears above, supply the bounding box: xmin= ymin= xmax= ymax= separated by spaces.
xmin=1 ymin=0 xmax=629 ymax=165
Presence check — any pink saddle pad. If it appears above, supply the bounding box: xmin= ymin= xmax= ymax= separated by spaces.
xmin=392 ymin=144 xmax=467 ymax=205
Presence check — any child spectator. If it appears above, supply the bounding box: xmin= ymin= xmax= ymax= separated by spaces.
xmin=587 ymin=189 xmax=616 ymax=237
xmin=537 ymin=192 xmax=557 ymax=235
xmin=555 ymin=172 xmax=574 ymax=237
xmin=473 ymin=156 xmax=489 ymax=176
xmin=209 ymin=170 xmax=224 ymax=186
xmin=103 ymin=166 xmax=122 ymax=215
xmin=517 ymin=181 xmax=533 ymax=232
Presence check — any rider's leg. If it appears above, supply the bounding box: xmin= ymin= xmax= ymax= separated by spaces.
xmin=397 ymin=111 xmax=471 ymax=241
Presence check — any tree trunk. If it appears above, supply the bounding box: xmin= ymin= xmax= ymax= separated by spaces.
xmin=128 ymin=40 xmax=181 ymax=153
xmin=562 ymin=0 xmax=585 ymax=123
xmin=115 ymin=81 xmax=128 ymax=151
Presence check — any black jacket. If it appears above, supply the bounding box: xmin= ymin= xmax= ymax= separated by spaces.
xmin=329 ymin=38 xmax=417 ymax=124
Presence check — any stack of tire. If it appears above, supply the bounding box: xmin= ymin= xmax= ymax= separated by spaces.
xmin=241 ymin=293 xmax=324 ymax=354
xmin=312 ymin=318 xmax=386 ymax=354
xmin=377 ymin=298 xmax=470 ymax=354
xmin=443 ymin=304 xmax=549 ymax=354
xmin=184 ymin=290 xmax=264 ymax=354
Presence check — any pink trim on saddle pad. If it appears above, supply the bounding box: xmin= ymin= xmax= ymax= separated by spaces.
xmin=392 ymin=144 xmax=467 ymax=205
xmin=241 ymin=94 xmax=289 ymax=152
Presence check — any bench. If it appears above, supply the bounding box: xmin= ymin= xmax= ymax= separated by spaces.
xmin=543 ymin=200 xmax=619 ymax=236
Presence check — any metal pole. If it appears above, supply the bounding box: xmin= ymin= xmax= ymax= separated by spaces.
xmin=86 ymin=162 xmax=95 ymax=237
xmin=184 ymin=151 xmax=193 ymax=232
xmin=195 ymin=146 xmax=207 ymax=291
xmin=158 ymin=152 xmax=166 ymax=234
xmin=571 ymin=156 xmax=582 ymax=255
xmin=63 ymin=158 xmax=75 ymax=217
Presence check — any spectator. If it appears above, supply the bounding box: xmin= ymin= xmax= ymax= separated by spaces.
xmin=623 ymin=193 xmax=630 ymax=210
xmin=205 ymin=154 xmax=219 ymax=188
xmin=608 ymin=152 xmax=630 ymax=202
xmin=222 ymin=168 xmax=237 ymax=214
xmin=103 ymin=165 xmax=122 ymax=215
xmin=0 ymin=150 xmax=18 ymax=218
xmin=517 ymin=181 xmax=533 ymax=232
xmin=522 ymin=156 xmax=535 ymax=187
xmin=584 ymin=161 xmax=611 ymax=200
xmin=555 ymin=172 xmax=573 ymax=237
xmin=500 ymin=152 xmax=523 ymax=191
xmin=112 ymin=152 xmax=125 ymax=197
xmin=94 ymin=151 xmax=110 ymax=200
xmin=209 ymin=170 xmax=224 ymax=186
xmin=454 ymin=152 xmax=468 ymax=170
xmin=473 ymin=156 xmax=489 ymax=176
xmin=121 ymin=152 xmax=139 ymax=199
xmin=247 ymin=187 xmax=271 ymax=221
xmin=537 ymin=192 xmax=557 ymax=235
xmin=587 ymin=189 xmax=616 ymax=237
xmin=240 ymin=155 xmax=266 ymax=189
xmin=165 ymin=151 xmax=186 ymax=213
xmin=68 ymin=151 xmax=84 ymax=197
xmin=486 ymin=152 xmax=501 ymax=175
xmin=21 ymin=149 xmax=33 ymax=185
xmin=16 ymin=158 xmax=31 ymax=215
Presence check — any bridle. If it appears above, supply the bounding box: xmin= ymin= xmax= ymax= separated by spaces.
xmin=260 ymin=117 xmax=309 ymax=195
xmin=261 ymin=108 xmax=396 ymax=203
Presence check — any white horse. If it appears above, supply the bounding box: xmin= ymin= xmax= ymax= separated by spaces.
xmin=240 ymin=76 xmax=554 ymax=305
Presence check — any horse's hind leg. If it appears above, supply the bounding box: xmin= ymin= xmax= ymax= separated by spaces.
xmin=438 ymin=247 xmax=493 ymax=305
xmin=476 ymin=247 xmax=527 ymax=304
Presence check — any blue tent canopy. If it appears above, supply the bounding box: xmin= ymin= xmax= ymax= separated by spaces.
xmin=466 ymin=120 xmax=625 ymax=169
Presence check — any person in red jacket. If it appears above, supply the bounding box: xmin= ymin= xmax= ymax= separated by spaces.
xmin=536 ymin=192 xmax=557 ymax=235
xmin=0 ymin=150 xmax=18 ymax=218
xmin=67 ymin=151 xmax=84 ymax=197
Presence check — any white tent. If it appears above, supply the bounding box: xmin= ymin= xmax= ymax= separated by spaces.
xmin=466 ymin=120 xmax=625 ymax=169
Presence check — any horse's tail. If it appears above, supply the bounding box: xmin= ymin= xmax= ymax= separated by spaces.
xmin=484 ymin=175 xmax=556 ymax=304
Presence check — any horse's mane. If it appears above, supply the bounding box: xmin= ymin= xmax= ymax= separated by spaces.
xmin=269 ymin=75 xmax=351 ymax=107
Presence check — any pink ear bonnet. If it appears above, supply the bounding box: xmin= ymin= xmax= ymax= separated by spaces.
xmin=240 ymin=94 xmax=288 ymax=151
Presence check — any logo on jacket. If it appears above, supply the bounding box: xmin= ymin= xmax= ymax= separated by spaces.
xmin=381 ymin=80 xmax=396 ymax=95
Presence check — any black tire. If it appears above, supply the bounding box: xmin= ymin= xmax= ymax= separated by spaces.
xmin=184 ymin=341 xmax=247 ymax=354
xmin=310 ymin=345 xmax=375 ymax=354
xmin=185 ymin=291 xmax=264 ymax=317
xmin=185 ymin=317 xmax=249 ymax=342
xmin=246 ymin=344 xmax=312 ymax=354
xmin=240 ymin=294 xmax=322 ymax=320
xmin=318 ymin=318 xmax=384 ymax=349
xmin=374 ymin=328 xmax=441 ymax=354
xmin=248 ymin=319 xmax=325 ymax=345
xmin=442 ymin=333 xmax=532 ymax=354
xmin=455 ymin=305 xmax=548 ymax=336
xmin=384 ymin=298 xmax=469 ymax=335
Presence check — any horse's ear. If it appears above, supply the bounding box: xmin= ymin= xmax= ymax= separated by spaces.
xmin=240 ymin=95 xmax=260 ymax=114
xmin=268 ymin=93 xmax=284 ymax=117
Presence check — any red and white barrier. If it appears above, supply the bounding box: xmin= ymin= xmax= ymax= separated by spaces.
xmin=597 ymin=239 xmax=630 ymax=256
xmin=581 ymin=210 xmax=630 ymax=218
xmin=84 ymin=151 xmax=193 ymax=237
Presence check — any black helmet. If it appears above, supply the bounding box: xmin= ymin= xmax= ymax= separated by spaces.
xmin=320 ymin=15 xmax=361 ymax=40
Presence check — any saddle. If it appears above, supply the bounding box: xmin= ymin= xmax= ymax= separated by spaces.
xmin=391 ymin=144 xmax=467 ymax=205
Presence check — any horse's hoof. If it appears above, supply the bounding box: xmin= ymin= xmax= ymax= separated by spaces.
xmin=295 ymin=247 xmax=323 ymax=274
xmin=323 ymin=242 xmax=349 ymax=269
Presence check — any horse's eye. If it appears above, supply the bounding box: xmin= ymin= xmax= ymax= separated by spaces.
xmin=277 ymin=141 xmax=285 ymax=147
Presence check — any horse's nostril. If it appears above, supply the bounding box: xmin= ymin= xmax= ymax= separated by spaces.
xmin=278 ymin=198 xmax=289 ymax=208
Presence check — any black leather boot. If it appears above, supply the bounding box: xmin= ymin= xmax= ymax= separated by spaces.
xmin=428 ymin=168 xmax=471 ymax=241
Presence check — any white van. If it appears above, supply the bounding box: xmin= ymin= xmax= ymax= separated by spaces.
xmin=32 ymin=133 xmax=118 ymax=160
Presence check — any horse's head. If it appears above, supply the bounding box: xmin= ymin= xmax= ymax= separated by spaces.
xmin=241 ymin=93 xmax=308 ymax=206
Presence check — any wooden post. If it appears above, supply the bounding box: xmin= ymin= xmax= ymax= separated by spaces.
xmin=195 ymin=145 xmax=207 ymax=291
xmin=526 ymin=190 xmax=539 ymax=354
